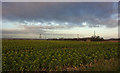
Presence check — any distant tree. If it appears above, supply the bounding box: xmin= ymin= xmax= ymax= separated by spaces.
xmin=91 ymin=36 xmax=104 ymax=41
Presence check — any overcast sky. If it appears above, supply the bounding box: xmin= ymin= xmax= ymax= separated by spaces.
xmin=2 ymin=2 xmax=119 ymax=39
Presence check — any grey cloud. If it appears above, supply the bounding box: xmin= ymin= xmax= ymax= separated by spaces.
xmin=2 ymin=2 xmax=118 ymax=28
xmin=2 ymin=23 xmax=66 ymax=35
xmin=22 ymin=24 xmax=65 ymax=29
xmin=2 ymin=28 xmax=45 ymax=35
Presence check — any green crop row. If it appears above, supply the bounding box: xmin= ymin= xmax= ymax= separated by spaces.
xmin=2 ymin=40 xmax=119 ymax=71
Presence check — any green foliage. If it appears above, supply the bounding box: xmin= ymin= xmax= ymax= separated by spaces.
xmin=2 ymin=40 xmax=118 ymax=71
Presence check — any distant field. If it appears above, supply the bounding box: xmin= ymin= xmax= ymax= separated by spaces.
xmin=2 ymin=40 xmax=119 ymax=71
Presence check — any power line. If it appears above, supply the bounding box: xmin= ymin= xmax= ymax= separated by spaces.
xmin=77 ymin=34 xmax=79 ymax=39
xmin=94 ymin=31 xmax=96 ymax=37
xmin=39 ymin=34 xmax=41 ymax=39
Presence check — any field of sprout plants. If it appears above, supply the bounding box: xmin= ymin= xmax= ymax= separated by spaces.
xmin=2 ymin=40 xmax=119 ymax=71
